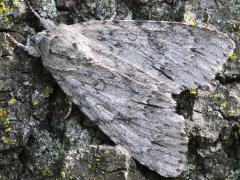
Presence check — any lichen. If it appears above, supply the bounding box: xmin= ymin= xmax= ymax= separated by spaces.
xmin=4 ymin=127 xmax=12 ymax=133
xmin=103 ymin=149 xmax=109 ymax=156
xmin=43 ymin=85 xmax=54 ymax=98
xmin=32 ymin=100 xmax=39 ymax=107
xmin=229 ymin=52 xmax=238 ymax=62
xmin=35 ymin=0 xmax=57 ymax=19
xmin=87 ymin=163 xmax=93 ymax=172
xmin=188 ymin=88 xmax=198 ymax=95
xmin=1 ymin=117 xmax=11 ymax=126
xmin=1 ymin=136 xmax=16 ymax=145
xmin=185 ymin=18 xmax=197 ymax=26
xmin=60 ymin=171 xmax=66 ymax=178
xmin=220 ymin=100 xmax=227 ymax=110
xmin=0 ymin=0 xmax=17 ymax=26
xmin=212 ymin=91 xmax=221 ymax=99
xmin=228 ymin=108 xmax=238 ymax=116
xmin=0 ymin=108 xmax=6 ymax=118
xmin=96 ymin=155 xmax=101 ymax=164
xmin=203 ymin=9 xmax=211 ymax=27
xmin=42 ymin=166 xmax=53 ymax=176
xmin=0 ymin=1 xmax=10 ymax=14
xmin=232 ymin=23 xmax=240 ymax=37
xmin=8 ymin=97 xmax=17 ymax=105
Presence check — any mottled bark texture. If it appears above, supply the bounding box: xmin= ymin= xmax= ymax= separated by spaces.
xmin=38 ymin=20 xmax=234 ymax=177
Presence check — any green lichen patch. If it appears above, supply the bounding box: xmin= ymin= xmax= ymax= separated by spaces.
xmin=188 ymin=88 xmax=198 ymax=95
xmin=95 ymin=154 xmax=101 ymax=164
xmin=0 ymin=108 xmax=15 ymax=145
xmin=8 ymin=97 xmax=17 ymax=105
xmin=185 ymin=18 xmax=197 ymax=26
xmin=232 ymin=23 xmax=240 ymax=37
xmin=0 ymin=1 xmax=10 ymax=14
xmin=0 ymin=108 xmax=6 ymax=118
xmin=4 ymin=127 xmax=12 ymax=133
xmin=0 ymin=0 xmax=16 ymax=25
xmin=87 ymin=163 xmax=93 ymax=172
xmin=1 ymin=136 xmax=16 ymax=145
xmin=229 ymin=52 xmax=238 ymax=62
xmin=42 ymin=166 xmax=53 ymax=177
xmin=228 ymin=108 xmax=238 ymax=116
xmin=212 ymin=91 xmax=221 ymax=100
xmin=219 ymin=100 xmax=228 ymax=110
xmin=60 ymin=171 xmax=66 ymax=179
xmin=32 ymin=100 xmax=39 ymax=107
xmin=1 ymin=117 xmax=11 ymax=126
xmin=43 ymin=85 xmax=54 ymax=98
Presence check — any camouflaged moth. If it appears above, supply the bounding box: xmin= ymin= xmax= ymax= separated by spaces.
xmin=5 ymin=4 xmax=235 ymax=177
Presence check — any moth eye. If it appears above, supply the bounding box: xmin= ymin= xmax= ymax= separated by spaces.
xmin=176 ymin=168 xmax=181 ymax=172
xmin=72 ymin=43 xmax=78 ymax=49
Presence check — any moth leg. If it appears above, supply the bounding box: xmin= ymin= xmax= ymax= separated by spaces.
xmin=0 ymin=28 xmax=16 ymax=33
xmin=25 ymin=1 xmax=56 ymax=31
xmin=64 ymin=100 xmax=73 ymax=120
xmin=5 ymin=33 xmax=41 ymax=57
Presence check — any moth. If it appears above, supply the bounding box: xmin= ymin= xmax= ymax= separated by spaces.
xmin=5 ymin=5 xmax=235 ymax=177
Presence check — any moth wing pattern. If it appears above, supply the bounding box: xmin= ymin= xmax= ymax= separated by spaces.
xmin=40 ymin=21 xmax=235 ymax=177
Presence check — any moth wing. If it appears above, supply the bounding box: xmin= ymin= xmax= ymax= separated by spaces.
xmin=79 ymin=21 xmax=235 ymax=91
xmin=41 ymin=21 xmax=234 ymax=177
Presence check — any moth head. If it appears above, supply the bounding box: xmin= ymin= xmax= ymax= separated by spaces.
xmin=34 ymin=31 xmax=48 ymax=46
xmin=21 ymin=31 xmax=49 ymax=58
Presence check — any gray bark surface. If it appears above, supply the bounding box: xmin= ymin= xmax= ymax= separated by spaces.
xmin=39 ymin=20 xmax=235 ymax=177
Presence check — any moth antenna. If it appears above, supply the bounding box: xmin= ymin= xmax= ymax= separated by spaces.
xmin=5 ymin=33 xmax=41 ymax=57
xmin=25 ymin=0 xmax=56 ymax=31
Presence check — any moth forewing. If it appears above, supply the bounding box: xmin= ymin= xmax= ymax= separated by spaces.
xmin=38 ymin=21 xmax=235 ymax=177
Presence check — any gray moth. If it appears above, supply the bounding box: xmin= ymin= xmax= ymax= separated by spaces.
xmin=5 ymin=6 xmax=235 ymax=178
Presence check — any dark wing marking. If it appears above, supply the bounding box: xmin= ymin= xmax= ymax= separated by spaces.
xmin=41 ymin=21 xmax=235 ymax=177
